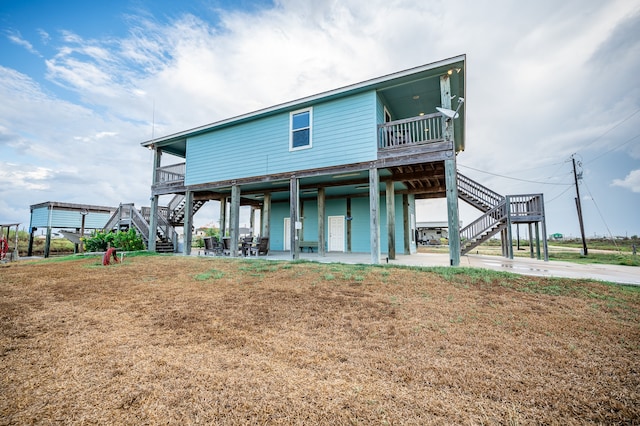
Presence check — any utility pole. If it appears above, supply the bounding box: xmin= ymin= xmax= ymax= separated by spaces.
xmin=572 ymin=156 xmax=588 ymax=256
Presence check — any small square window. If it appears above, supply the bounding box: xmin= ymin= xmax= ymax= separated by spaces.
xmin=290 ymin=108 xmax=312 ymax=151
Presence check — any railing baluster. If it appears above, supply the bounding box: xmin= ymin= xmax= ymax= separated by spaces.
xmin=378 ymin=113 xmax=444 ymax=151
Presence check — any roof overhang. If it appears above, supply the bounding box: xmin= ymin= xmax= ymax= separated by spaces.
xmin=141 ymin=54 xmax=466 ymax=157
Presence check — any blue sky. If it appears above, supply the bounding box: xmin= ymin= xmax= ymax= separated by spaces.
xmin=1 ymin=0 xmax=639 ymax=239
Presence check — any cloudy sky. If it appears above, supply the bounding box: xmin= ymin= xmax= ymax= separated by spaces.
xmin=1 ymin=0 xmax=639 ymax=240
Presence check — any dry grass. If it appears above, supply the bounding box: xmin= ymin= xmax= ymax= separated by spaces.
xmin=1 ymin=255 xmax=639 ymax=425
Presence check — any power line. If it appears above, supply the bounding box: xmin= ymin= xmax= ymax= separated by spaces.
xmin=582 ymin=107 xmax=640 ymax=152
xmin=585 ymin=132 xmax=640 ymax=164
xmin=545 ymin=184 xmax=574 ymax=204
xmin=458 ymin=163 xmax=573 ymax=186
xmin=582 ymin=178 xmax=620 ymax=249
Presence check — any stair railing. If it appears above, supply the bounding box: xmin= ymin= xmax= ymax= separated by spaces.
xmin=129 ymin=207 xmax=150 ymax=244
xmin=460 ymin=201 xmax=508 ymax=252
xmin=508 ymin=194 xmax=544 ymax=221
xmin=156 ymin=212 xmax=177 ymax=245
xmin=457 ymin=172 xmax=504 ymax=211
xmin=168 ymin=194 xmax=185 ymax=213
xmin=103 ymin=205 xmax=122 ymax=232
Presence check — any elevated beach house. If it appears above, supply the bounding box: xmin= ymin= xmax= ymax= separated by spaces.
xmin=140 ymin=54 xmax=548 ymax=265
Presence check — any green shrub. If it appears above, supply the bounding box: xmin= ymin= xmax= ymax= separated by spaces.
xmin=84 ymin=228 xmax=145 ymax=252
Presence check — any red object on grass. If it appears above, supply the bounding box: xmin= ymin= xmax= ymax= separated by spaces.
xmin=102 ymin=247 xmax=120 ymax=265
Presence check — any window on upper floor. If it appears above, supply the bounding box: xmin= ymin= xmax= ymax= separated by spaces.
xmin=290 ymin=108 xmax=312 ymax=151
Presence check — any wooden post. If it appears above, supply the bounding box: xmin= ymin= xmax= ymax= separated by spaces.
xmin=445 ymin=157 xmax=460 ymax=266
xmin=529 ymin=223 xmax=535 ymax=258
xmin=12 ymin=224 xmax=18 ymax=261
xmin=441 ymin=74 xmax=461 ymax=266
xmin=148 ymin=147 xmax=162 ymax=252
xmin=44 ymin=227 xmax=52 ymax=259
xmin=369 ymin=165 xmax=380 ymax=264
xmin=27 ymin=226 xmax=35 ymax=257
xmin=249 ymin=206 xmax=255 ymax=236
xmin=79 ymin=211 xmax=86 ymax=254
xmin=230 ymin=184 xmax=240 ymax=257
xmin=386 ymin=180 xmax=396 ymax=260
xmin=403 ymin=194 xmax=411 ymax=254
xmin=261 ymin=193 xmax=271 ymax=239
xmin=318 ymin=188 xmax=325 ymax=256
xmin=505 ymin=196 xmax=513 ymax=259
xmin=346 ymin=197 xmax=352 ymax=253
xmin=148 ymin=195 xmax=159 ymax=252
xmin=289 ymin=176 xmax=299 ymax=260
xmin=219 ymin=197 xmax=227 ymax=237
xmin=44 ymin=204 xmax=53 ymax=258
xmin=183 ymin=191 xmax=194 ymax=255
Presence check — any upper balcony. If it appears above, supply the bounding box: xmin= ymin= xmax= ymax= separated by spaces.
xmin=377 ymin=112 xmax=454 ymax=162
xmin=154 ymin=162 xmax=186 ymax=193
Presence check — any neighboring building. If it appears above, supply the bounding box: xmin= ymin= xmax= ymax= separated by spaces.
xmin=28 ymin=201 xmax=115 ymax=257
xmin=140 ymin=55 xmax=548 ymax=265
xmin=416 ymin=221 xmax=452 ymax=245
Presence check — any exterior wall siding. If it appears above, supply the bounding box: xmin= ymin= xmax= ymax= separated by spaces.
xmin=30 ymin=207 xmax=111 ymax=229
xmin=185 ymin=91 xmax=378 ymax=186
xmin=270 ymin=194 xmax=413 ymax=253
xmin=30 ymin=206 xmax=51 ymax=228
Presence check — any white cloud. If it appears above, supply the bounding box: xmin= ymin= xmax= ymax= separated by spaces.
xmin=0 ymin=163 xmax=54 ymax=191
xmin=6 ymin=30 xmax=41 ymax=56
xmin=612 ymin=169 xmax=640 ymax=193
xmin=37 ymin=29 xmax=50 ymax=45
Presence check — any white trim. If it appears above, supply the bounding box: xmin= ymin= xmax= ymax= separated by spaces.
xmin=383 ymin=106 xmax=392 ymax=123
xmin=289 ymin=107 xmax=313 ymax=152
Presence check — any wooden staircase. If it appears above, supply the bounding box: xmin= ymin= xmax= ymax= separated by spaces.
xmin=166 ymin=194 xmax=205 ymax=226
xmin=457 ymin=173 xmax=544 ymax=256
xmin=154 ymin=241 xmax=175 ymax=253
xmin=104 ymin=198 xmax=203 ymax=253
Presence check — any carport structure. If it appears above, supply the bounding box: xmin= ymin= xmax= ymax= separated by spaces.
xmin=28 ymin=202 xmax=115 ymax=257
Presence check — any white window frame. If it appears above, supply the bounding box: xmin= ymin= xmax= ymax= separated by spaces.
xmin=289 ymin=107 xmax=313 ymax=151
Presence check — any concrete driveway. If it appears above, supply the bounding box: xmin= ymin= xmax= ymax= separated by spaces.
xmin=243 ymin=251 xmax=640 ymax=286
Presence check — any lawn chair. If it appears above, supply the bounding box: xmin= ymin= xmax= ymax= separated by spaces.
xmin=204 ymin=236 xmax=223 ymax=256
xmin=222 ymin=237 xmax=232 ymax=256
xmin=250 ymin=237 xmax=269 ymax=256
xmin=241 ymin=236 xmax=254 ymax=257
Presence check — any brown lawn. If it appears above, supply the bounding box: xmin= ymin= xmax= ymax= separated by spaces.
xmin=1 ymin=255 xmax=639 ymax=425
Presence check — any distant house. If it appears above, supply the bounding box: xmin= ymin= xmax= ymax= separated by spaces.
xmin=416 ymin=222 xmax=452 ymax=245
xmin=139 ymin=55 xmax=548 ymax=264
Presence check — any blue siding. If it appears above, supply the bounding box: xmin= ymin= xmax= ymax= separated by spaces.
xmin=185 ymin=91 xmax=378 ymax=186
xmin=350 ymin=197 xmax=371 ymax=252
xmin=269 ymin=202 xmax=290 ymax=250
xmin=30 ymin=207 xmax=111 ymax=229
xmin=30 ymin=206 xmax=51 ymax=228
xmin=376 ymin=94 xmax=386 ymax=124
xmin=270 ymin=194 xmax=412 ymax=253
xmin=301 ymin=200 xmax=318 ymax=242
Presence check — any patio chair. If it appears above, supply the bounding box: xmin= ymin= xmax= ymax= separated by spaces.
xmin=250 ymin=237 xmax=269 ymax=256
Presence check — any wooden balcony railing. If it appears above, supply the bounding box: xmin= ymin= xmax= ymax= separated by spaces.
xmin=156 ymin=162 xmax=185 ymax=185
xmin=378 ymin=113 xmax=444 ymax=150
